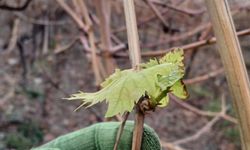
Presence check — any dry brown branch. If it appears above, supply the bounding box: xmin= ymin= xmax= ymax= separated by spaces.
xmin=89 ymin=12 xmax=127 ymax=56
xmin=151 ymin=0 xmax=206 ymax=16
xmin=90 ymin=14 xmax=127 ymax=56
xmin=114 ymin=28 xmax=250 ymax=57
xmin=153 ymin=5 xmax=240 ymax=50
xmin=5 ymin=18 xmax=20 ymax=53
xmin=161 ymin=141 xmax=186 ymax=150
xmin=173 ymin=95 xmax=227 ymax=145
xmin=56 ymin=27 xmax=250 ymax=59
xmin=79 ymin=36 xmax=92 ymax=52
xmin=172 ymin=97 xmax=238 ymax=124
xmin=94 ymin=0 xmax=116 ymax=75
xmin=79 ymin=35 xmax=102 ymax=85
xmin=144 ymin=23 xmax=212 ymax=49
xmin=89 ymin=13 xmax=124 ymax=46
xmin=175 ymin=114 xmax=221 ymax=145
xmin=112 ymin=0 xmax=189 ymax=34
xmin=173 ymin=96 xmax=217 ymax=116
xmin=0 ymin=0 xmax=32 ymax=11
xmin=160 ymin=95 xmax=230 ymax=149
xmin=184 ymin=24 xmax=212 ymax=77
xmin=54 ymin=37 xmax=79 ymax=54
xmin=56 ymin=0 xmax=88 ymax=33
xmin=79 ymin=35 xmax=107 ymax=80
xmin=74 ymin=0 xmax=121 ymax=122
xmin=112 ymin=6 xmax=169 ymax=34
xmin=112 ymin=1 xmax=246 ymax=35
xmin=69 ymin=0 xmax=103 ymax=86
xmin=111 ymin=34 xmax=123 ymax=45
xmin=199 ymin=24 xmax=213 ymax=41
xmin=144 ymin=0 xmax=171 ymax=32
xmin=113 ymin=112 xmax=130 ymax=150
xmin=110 ymin=44 xmax=127 ymax=53
xmin=184 ymin=68 xmax=224 ymax=85
xmin=72 ymin=0 xmax=91 ymax=25
xmin=42 ymin=25 xmax=49 ymax=54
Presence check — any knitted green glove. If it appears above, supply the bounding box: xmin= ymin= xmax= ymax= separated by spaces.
xmin=32 ymin=121 xmax=161 ymax=150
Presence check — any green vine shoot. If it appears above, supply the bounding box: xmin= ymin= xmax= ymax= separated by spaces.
xmin=67 ymin=48 xmax=188 ymax=117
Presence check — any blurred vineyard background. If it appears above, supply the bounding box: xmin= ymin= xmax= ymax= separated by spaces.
xmin=0 ymin=0 xmax=250 ymax=149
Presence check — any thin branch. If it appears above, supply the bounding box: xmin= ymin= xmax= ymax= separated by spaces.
xmin=42 ymin=25 xmax=49 ymax=54
xmin=57 ymin=28 xmax=250 ymax=59
xmin=143 ymin=23 xmax=211 ymax=49
xmin=94 ymin=0 xmax=116 ymax=75
xmin=184 ymin=22 xmax=213 ymax=77
xmin=4 ymin=18 xmax=20 ymax=53
xmin=54 ymin=37 xmax=79 ymax=54
xmin=160 ymin=141 xmax=186 ymax=150
xmin=173 ymin=95 xmax=227 ymax=145
xmin=112 ymin=0 xmax=186 ymax=34
xmin=172 ymin=96 xmax=238 ymax=124
xmin=0 ymin=0 xmax=32 ymax=11
xmin=70 ymin=0 xmax=103 ymax=86
xmin=151 ymin=0 xmax=206 ymax=16
xmin=89 ymin=13 xmax=124 ymax=46
xmin=175 ymin=114 xmax=221 ymax=145
xmin=113 ymin=112 xmax=130 ymax=150
xmin=56 ymin=0 xmax=88 ymax=33
xmin=112 ymin=6 xmax=167 ymax=34
xmin=114 ymin=28 xmax=250 ymax=57
xmin=184 ymin=68 xmax=224 ymax=85
xmin=79 ymin=35 xmax=102 ymax=86
xmin=89 ymin=12 xmax=127 ymax=55
xmin=144 ymin=0 xmax=178 ymax=33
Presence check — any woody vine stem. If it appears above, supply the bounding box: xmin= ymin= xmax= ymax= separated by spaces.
xmin=123 ymin=0 xmax=144 ymax=150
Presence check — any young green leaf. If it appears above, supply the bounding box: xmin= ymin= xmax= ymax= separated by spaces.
xmin=67 ymin=48 xmax=188 ymax=117
xmin=170 ymin=80 xmax=188 ymax=99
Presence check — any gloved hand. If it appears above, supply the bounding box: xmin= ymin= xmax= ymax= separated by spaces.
xmin=32 ymin=121 xmax=161 ymax=150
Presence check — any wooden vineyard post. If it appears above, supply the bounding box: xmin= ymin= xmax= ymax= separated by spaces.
xmin=123 ymin=0 xmax=144 ymax=150
xmin=205 ymin=0 xmax=250 ymax=149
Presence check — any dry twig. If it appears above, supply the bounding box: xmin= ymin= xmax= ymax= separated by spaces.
xmin=184 ymin=68 xmax=224 ymax=85
xmin=0 ymin=0 xmax=32 ymax=11
xmin=4 ymin=18 xmax=20 ymax=53
xmin=94 ymin=0 xmax=116 ymax=75
xmin=54 ymin=37 xmax=79 ymax=54
xmin=161 ymin=95 xmax=232 ymax=148
xmin=151 ymin=0 xmax=206 ymax=16
xmin=144 ymin=0 xmax=177 ymax=33
xmin=172 ymin=96 xmax=238 ymax=124
xmin=56 ymin=0 xmax=88 ymax=33
xmin=114 ymin=28 xmax=250 ymax=57
xmin=173 ymin=95 xmax=227 ymax=145
xmin=161 ymin=141 xmax=186 ymax=150
xmin=144 ymin=23 xmax=212 ymax=49
xmin=113 ymin=112 xmax=130 ymax=150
